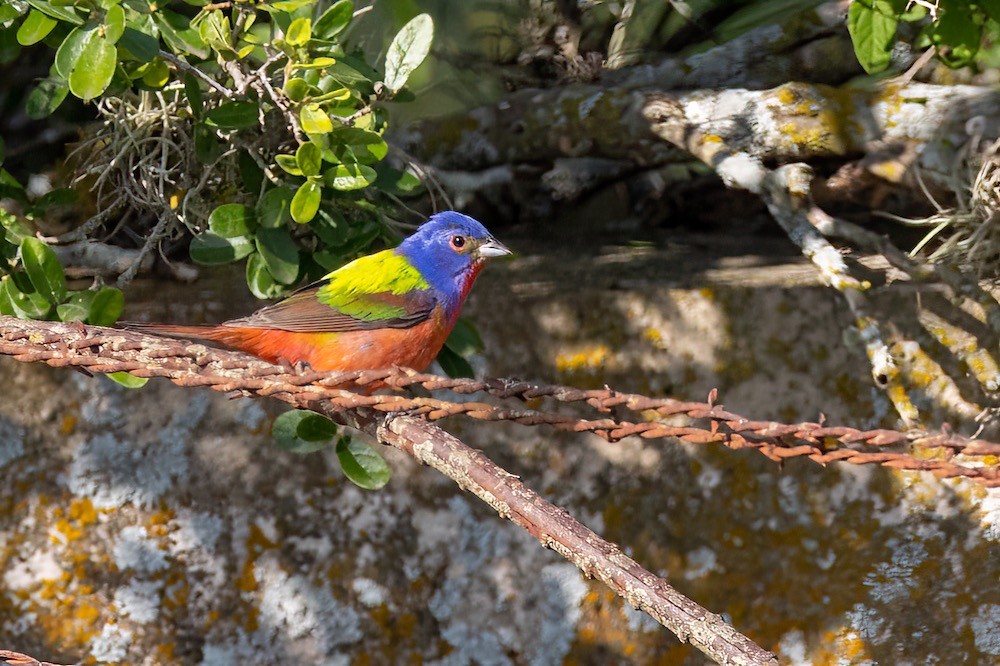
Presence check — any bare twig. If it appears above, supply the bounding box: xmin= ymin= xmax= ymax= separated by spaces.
xmin=158 ymin=51 xmax=235 ymax=100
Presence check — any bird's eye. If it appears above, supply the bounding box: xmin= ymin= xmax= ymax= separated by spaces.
xmin=450 ymin=235 xmax=467 ymax=251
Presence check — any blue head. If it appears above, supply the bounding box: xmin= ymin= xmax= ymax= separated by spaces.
xmin=397 ymin=211 xmax=510 ymax=313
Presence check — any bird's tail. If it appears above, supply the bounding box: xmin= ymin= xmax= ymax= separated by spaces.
xmin=122 ymin=321 xmax=228 ymax=344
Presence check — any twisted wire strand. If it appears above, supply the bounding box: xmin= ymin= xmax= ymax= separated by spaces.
xmin=0 ymin=317 xmax=997 ymax=487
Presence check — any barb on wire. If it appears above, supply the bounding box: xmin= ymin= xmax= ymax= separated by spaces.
xmin=0 ymin=315 xmax=777 ymax=666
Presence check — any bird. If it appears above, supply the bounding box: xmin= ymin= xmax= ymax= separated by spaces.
xmin=126 ymin=211 xmax=511 ymax=372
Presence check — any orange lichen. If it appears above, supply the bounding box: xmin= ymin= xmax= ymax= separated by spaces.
xmin=60 ymin=415 xmax=77 ymax=435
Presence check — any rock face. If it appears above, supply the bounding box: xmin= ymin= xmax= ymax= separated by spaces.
xmin=1 ymin=235 xmax=997 ymax=665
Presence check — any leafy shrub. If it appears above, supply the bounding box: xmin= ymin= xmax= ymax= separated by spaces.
xmin=848 ymin=0 xmax=1000 ymax=73
xmin=0 ymin=0 xmax=433 ymax=304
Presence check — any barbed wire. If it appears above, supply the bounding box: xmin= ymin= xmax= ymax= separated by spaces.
xmin=0 ymin=650 xmax=68 ymax=666
xmin=0 ymin=315 xmax=778 ymax=666
xmin=0 ymin=317 xmax=997 ymax=487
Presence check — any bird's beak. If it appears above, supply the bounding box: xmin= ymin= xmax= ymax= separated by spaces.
xmin=477 ymin=237 xmax=512 ymax=258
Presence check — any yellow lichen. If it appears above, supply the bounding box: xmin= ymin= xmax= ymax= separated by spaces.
xmin=555 ymin=345 xmax=612 ymax=373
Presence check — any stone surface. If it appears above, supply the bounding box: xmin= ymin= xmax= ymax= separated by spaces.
xmin=1 ymin=234 xmax=998 ymax=664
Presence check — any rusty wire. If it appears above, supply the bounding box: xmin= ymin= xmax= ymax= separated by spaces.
xmin=0 ymin=316 xmax=997 ymax=487
xmin=0 ymin=316 xmax=780 ymax=666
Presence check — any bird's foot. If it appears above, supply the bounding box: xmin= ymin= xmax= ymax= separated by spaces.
xmin=277 ymin=357 xmax=314 ymax=375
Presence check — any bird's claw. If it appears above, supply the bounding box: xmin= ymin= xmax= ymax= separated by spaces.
xmin=277 ymin=357 xmax=313 ymax=375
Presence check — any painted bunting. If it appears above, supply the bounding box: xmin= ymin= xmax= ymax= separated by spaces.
xmin=128 ymin=212 xmax=510 ymax=372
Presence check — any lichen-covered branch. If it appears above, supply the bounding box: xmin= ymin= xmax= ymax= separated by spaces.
xmin=639 ymin=84 xmax=1000 ymax=423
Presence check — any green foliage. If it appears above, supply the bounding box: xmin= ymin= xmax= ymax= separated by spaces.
xmin=847 ymin=0 xmax=998 ymax=73
xmin=271 ymin=409 xmax=391 ymax=489
xmin=273 ymin=408 xmax=339 ymax=453
xmin=106 ymin=371 xmax=149 ymax=389
xmin=335 ymin=434 xmax=390 ymax=489
xmin=848 ymin=0 xmax=903 ymax=74
xmin=0 ymin=0 xmax=436 ymax=304
xmin=0 ymin=210 xmax=125 ymax=326
xmin=384 ymin=13 xmax=434 ymax=93
xmin=437 ymin=317 xmax=485 ymax=379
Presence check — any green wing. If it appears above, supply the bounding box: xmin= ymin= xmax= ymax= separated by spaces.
xmin=224 ymin=249 xmax=436 ymax=332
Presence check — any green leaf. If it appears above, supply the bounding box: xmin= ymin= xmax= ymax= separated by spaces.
xmin=0 ymin=281 xmax=12 ymax=317
xmin=290 ymin=181 xmax=321 ymax=223
xmin=323 ymin=163 xmax=376 ymax=191
xmin=87 ymin=286 xmax=124 ymax=326
xmin=314 ymin=0 xmax=353 ymax=40
xmin=56 ymin=302 xmax=88 ymax=322
xmin=0 ymin=4 xmax=23 ymax=24
xmin=245 ymin=252 xmax=285 ymax=299
xmin=310 ymin=209 xmax=349 ymax=247
xmin=323 ymin=59 xmax=375 ymax=88
xmin=140 ymin=58 xmax=170 ymax=88
xmin=25 ymin=0 xmax=84 ymax=25
xmin=1 ymin=213 xmax=32 ymax=245
xmin=375 ymin=164 xmax=422 ymax=195
xmin=268 ymin=0 xmax=319 ymax=12
xmin=848 ymin=0 xmax=899 ymax=74
xmin=336 ymin=435 xmax=390 ymax=490
xmin=153 ymin=10 xmax=209 ymax=59
xmin=205 ymin=101 xmax=260 ymax=130
xmin=272 ymin=409 xmax=337 ymax=454
xmin=436 ymin=344 xmax=475 ymax=379
xmin=56 ymin=290 xmax=94 ymax=322
xmin=189 ymin=232 xmax=255 ymax=265
xmin=275 ymin=153 xmax=303 ymax=176
xmin=0 ymin=28 xmax=20 ymax=65
xmin=194 ymin=122 xmax=222 ymax=164
xmin=54 ymin=27 xmax=88 ymax=79
xmin=295 ymin=142 xmax=322 ymax=177
xmin=34 ymin=187 xmax=77 ymax=211
xmin=67 ymin=28 xmax=117 ymax=100
xmin=2 ymin=279 xmax=51 ymax=319
xmin=184 ymin=72 xmax=204 ymax=116
xmin=445 ymin=317 xmax=484 ymax=357
xmin=0 ymin=169 xmax=25 ymax=202
xmin=257 ymin=187 xmax=295 ymax=228
xmin=283 ymin=77 xmax=311 ymax=102
xmin=328 ymin=127 xmax=388 ymax=165
xmin=300 ymin=103 xmax=333 ymax=134
xmin=104 ymin=4 xmax=125 ymax=44
xmin=197 ymin=9 xmax=232 ymax=51
xmin=286 ymin=17 xmax=311 ymax=46
xmin=107 ymin=372 xmax=149 ymax=389
xmin=255 ymin=227 xmax=300 ymax=284
xmin=239 ymin=150 xmax=264 ymax=194
xmin=16 ymin=9 xmax=57 ymax=46
xmin=291 ymin=56 xmax=336 ymax=70
xmin=20 ymin=237 xmax=66 ymax=305
xmin=932 ymin=4 xmax=982 ymax=68
xmin=118 ymin=27 xmax=159 ymax=63
xmin=384 ymin=13 xmax=434 ymax=92
xmin=208 ymin=203 xmax=256 ymax=238
xmin=26 ymin=75 xmax=69 ymax=119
